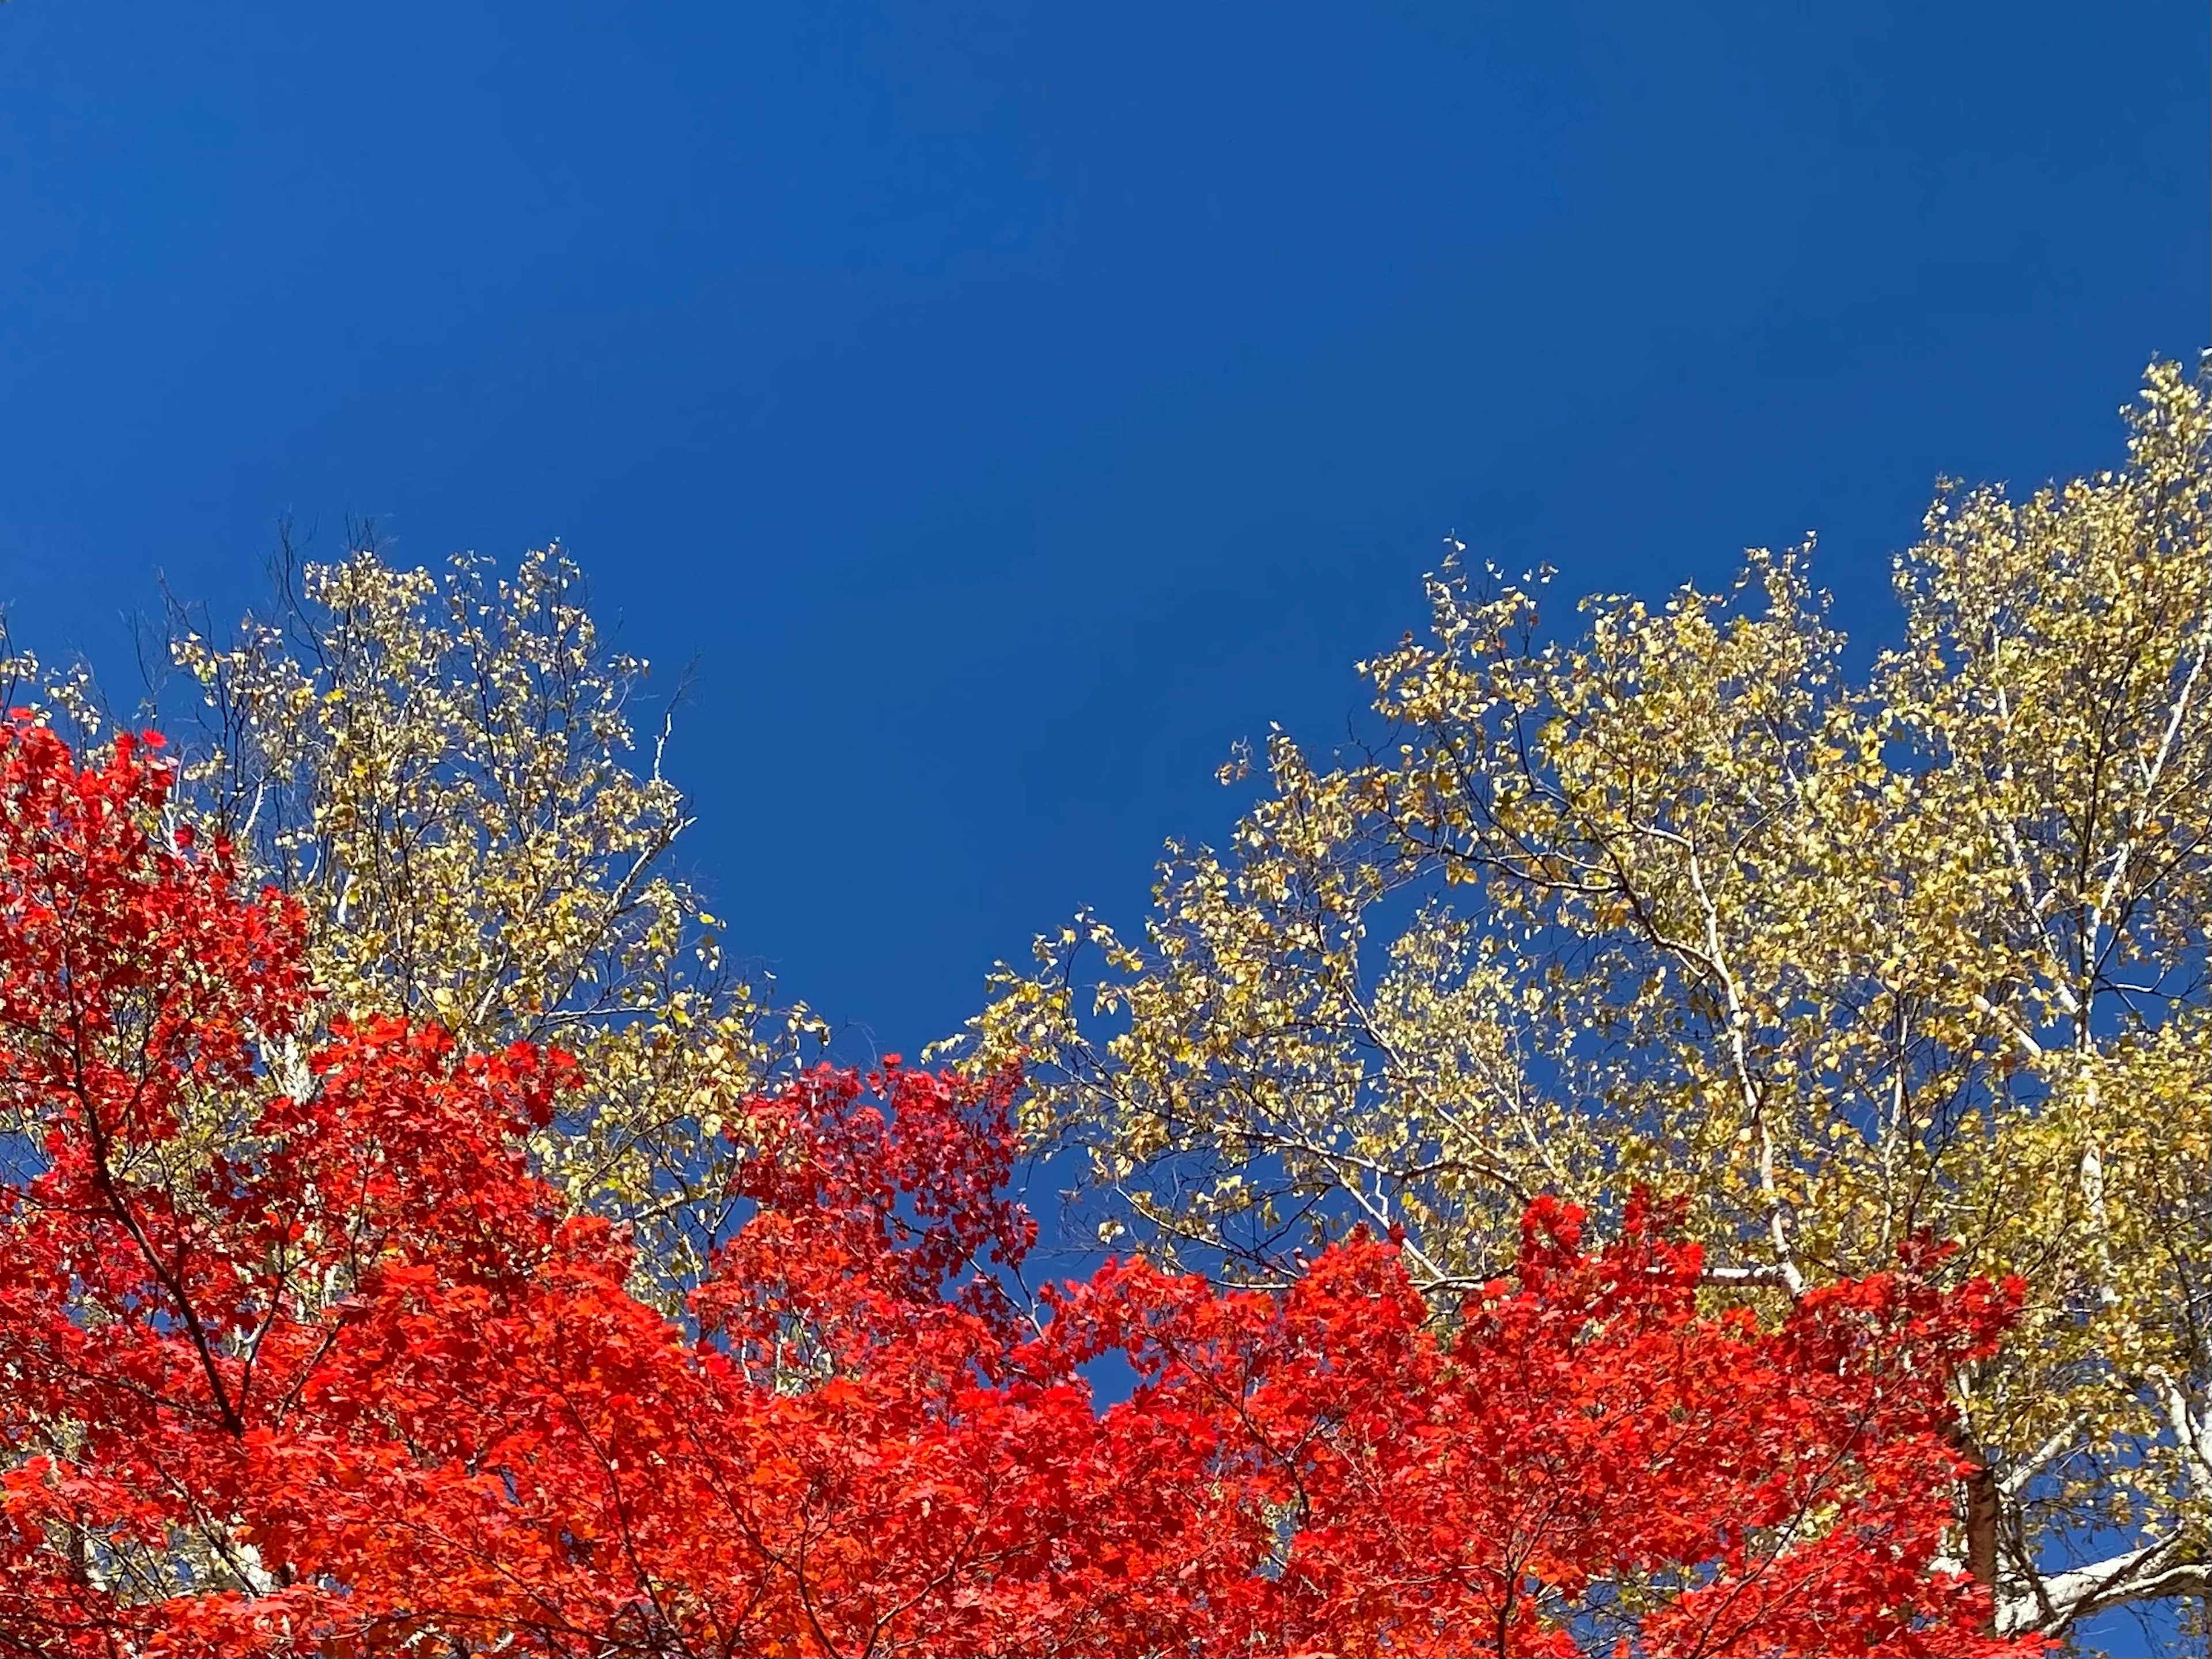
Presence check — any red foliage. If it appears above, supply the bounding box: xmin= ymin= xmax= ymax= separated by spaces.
xmin=0 ymin=722 xmax=2044 ymax=1657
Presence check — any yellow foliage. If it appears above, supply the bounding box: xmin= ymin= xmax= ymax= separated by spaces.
xmin=957 ymin=362 xmax=2212 ymax=1638
xmin=153 ymin=538 xmax=824 ymax=1302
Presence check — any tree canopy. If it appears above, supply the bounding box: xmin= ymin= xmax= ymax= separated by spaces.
xmin=1 ymin=363 xmax=2205 ymax=1655
xmin=6 ymin=540 xmax=823 ymax=1308
xmin=961 ymin=362 xmax=2212 ymax=1645
xmin=0 ymin=718 xmax=2033 ymax=1654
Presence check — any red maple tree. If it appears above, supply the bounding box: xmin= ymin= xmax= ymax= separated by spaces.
xmin=0 ymin=721 xmax=2044 ymax=1657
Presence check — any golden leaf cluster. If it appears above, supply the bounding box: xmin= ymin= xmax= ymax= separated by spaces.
xmin=150 ymin=539 xmax=824 ymax=1302
xmin=957 ymin=362 xmax=2211 ymax=1639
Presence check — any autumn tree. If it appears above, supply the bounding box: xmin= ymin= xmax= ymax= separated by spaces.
xmin=960 ymin=361 xmax=2212 ymax=1645
xmin=3 ymin=535 xmax=820 ymax=1303
xmin=0 ymin=718 xmax=2037 ymax=1657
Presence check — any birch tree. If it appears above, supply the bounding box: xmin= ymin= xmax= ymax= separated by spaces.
xmin=6 ymin=537 xmax=820 ymax=1303
xmin=962 ymin=360 xmax=2212 ymax=1647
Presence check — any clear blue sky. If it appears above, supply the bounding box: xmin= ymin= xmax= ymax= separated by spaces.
xmin=2 ymin=3 xmax=2205 ymax=1056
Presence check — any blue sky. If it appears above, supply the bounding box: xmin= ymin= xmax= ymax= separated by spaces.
xmin=1 ymin=2 xmax=2205 ymax=1056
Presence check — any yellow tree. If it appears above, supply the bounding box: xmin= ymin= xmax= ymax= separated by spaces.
xmin=960 ymin=362 xmax=2211 ymax=1646
xmin=7 ymin=535 xmax=823 ymax=1302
